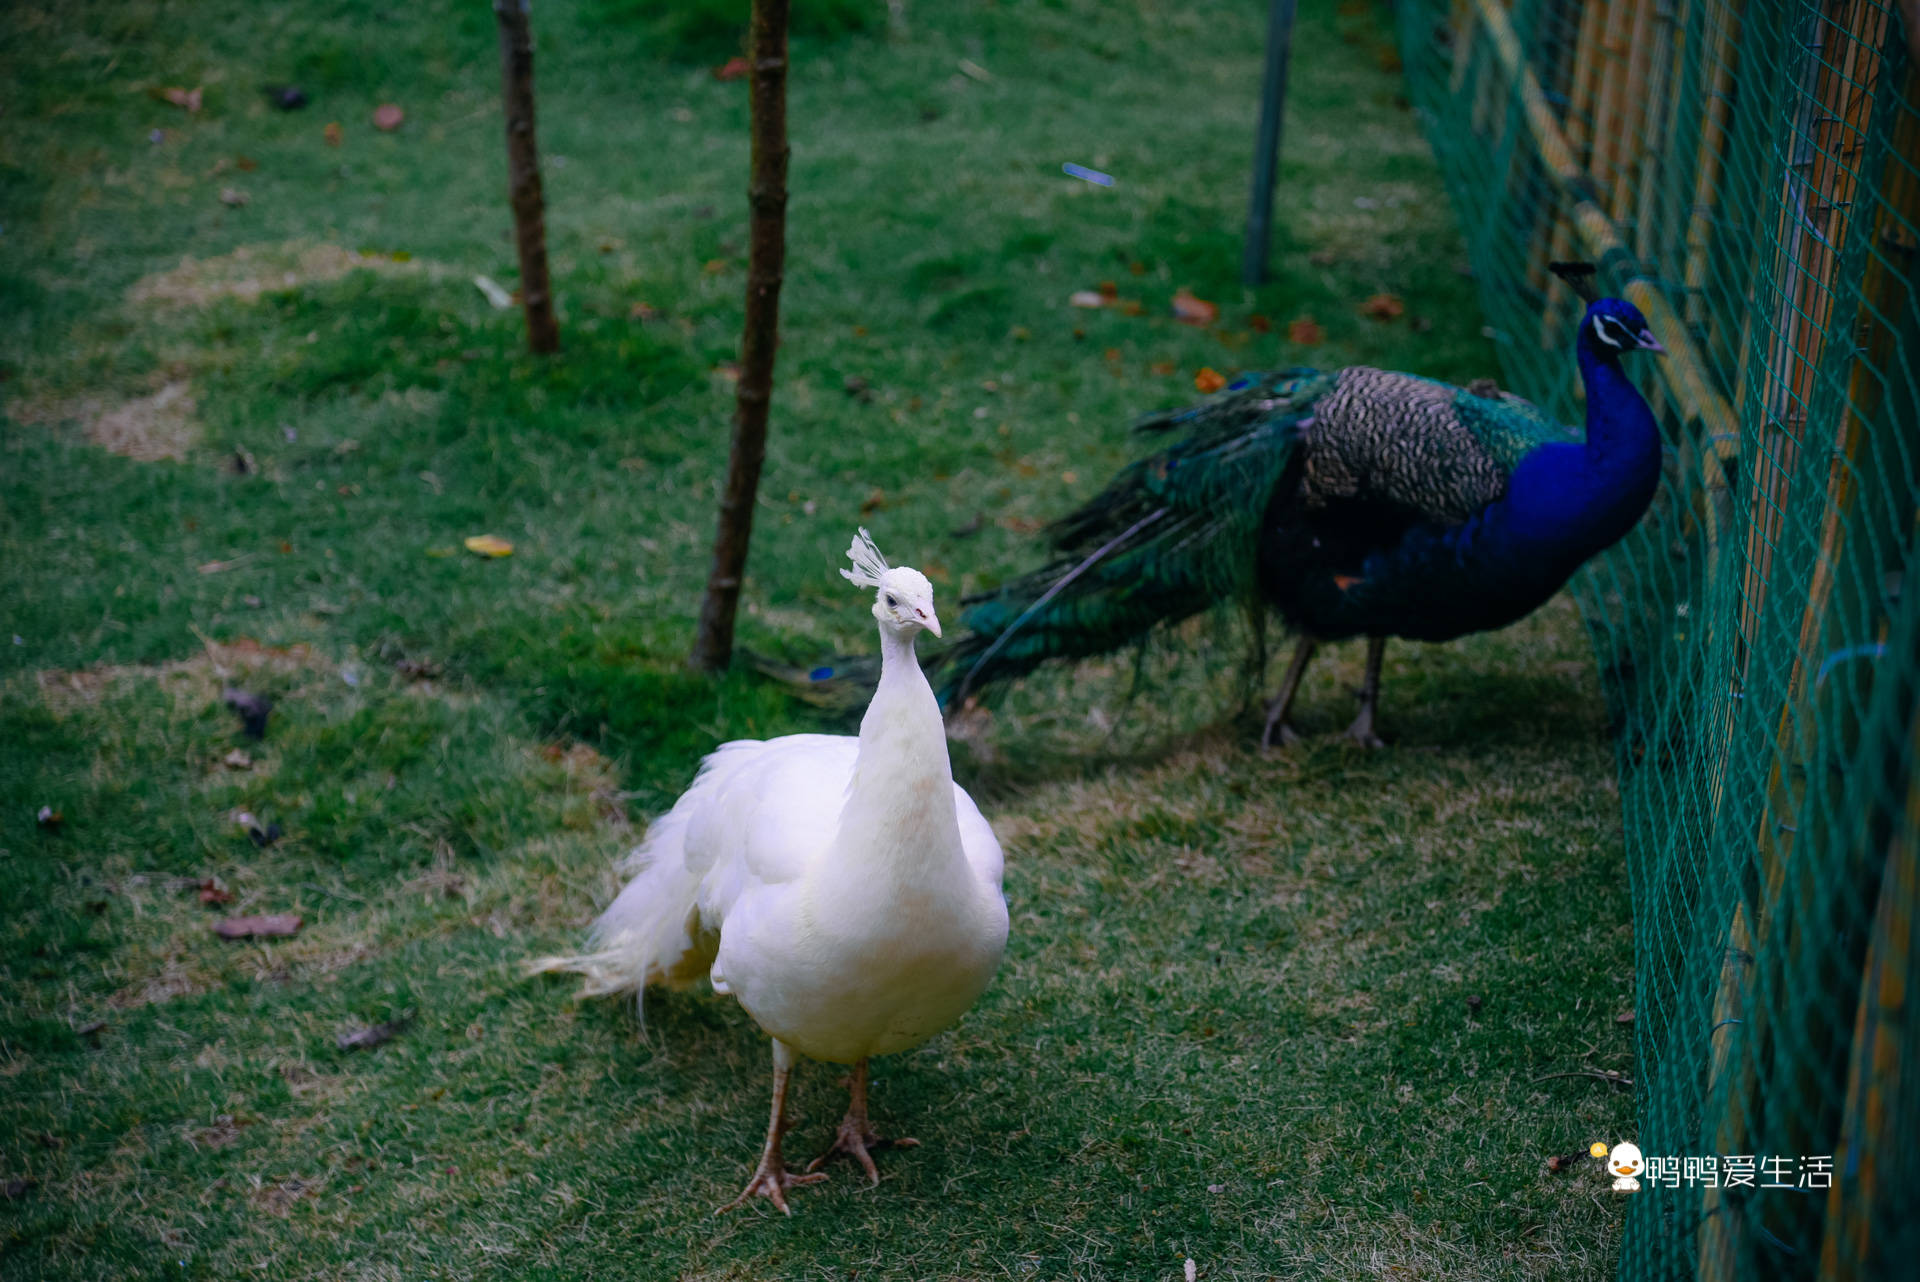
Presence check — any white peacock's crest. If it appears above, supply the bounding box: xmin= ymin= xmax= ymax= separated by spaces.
xmin=840 ymin=527 xmax=892 ymax=589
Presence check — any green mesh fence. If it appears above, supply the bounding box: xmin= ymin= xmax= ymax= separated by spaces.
xmin=1393 ymin=1 xmax=1919 ymax=1277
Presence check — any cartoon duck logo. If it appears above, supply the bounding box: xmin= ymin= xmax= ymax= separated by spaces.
xmin=1602 ymin=1141 xmax=1644 ymax=1192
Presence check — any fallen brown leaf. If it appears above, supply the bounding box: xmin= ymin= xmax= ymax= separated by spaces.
xmin=1360 ymin=292 xmax=1406 ymax=321
xmin=1248 ymin=313 xmax=1273 ymax=333
xmin=1287 ymin=317 xmax=1325 ymax=346
xmin=1117 ymin=299 xmax=1145 ymax=317
xmin=323 ymin=121 xmax=343 ymax=147
xmin=372 ymin=103 xmax=404 ymax=131
xmin=1194 ymin=367 xmax=1227 ymax=393
xmin=213 ymin=914 xmax=302 ymax=940
xmin=1172 ymin=288 xmax=1219 ymax=327
xmin=713 ymin=56 xmax=750 ymax=81
xmin=197 ymin=879 xmax=234 ymax=906
xmin=1149 ymin=360 xmax=1177 ymax=376
xmin=1098 ymin=280 xmax=1119 ymax=301
xmin=157 ymin=86 xmax=203 ymax=112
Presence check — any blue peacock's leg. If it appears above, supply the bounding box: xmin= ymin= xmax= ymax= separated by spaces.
xmin=719 ymin=1039 xmax=828 ymax=1214
xmin=1343 ymin=635 xmax=1388 ymax=749
xmin=1260 ymin=634 xmax=1319 ymax=749
xmin=806 ymin=1057 xmax=918 ymax=1186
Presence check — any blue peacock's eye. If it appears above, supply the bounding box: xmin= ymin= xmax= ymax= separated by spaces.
xmin=885 ymin=593 xmax=897 ymax=607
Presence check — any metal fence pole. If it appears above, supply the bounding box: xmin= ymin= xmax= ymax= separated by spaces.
xmin=1242 ymin=0 xmax=1300 ymax=285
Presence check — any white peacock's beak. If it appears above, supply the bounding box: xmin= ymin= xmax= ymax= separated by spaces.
xmin=920 ymin=608 xmax=942 ymax=638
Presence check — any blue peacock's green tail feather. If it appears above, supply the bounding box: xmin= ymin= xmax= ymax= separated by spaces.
xmin=938 ymin=371 xmax=1313 ymax=703
xmin=935 ymin=365 xmax=1580 ymax=706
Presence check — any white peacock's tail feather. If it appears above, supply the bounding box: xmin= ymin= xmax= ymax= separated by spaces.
xmin=840 ymin=526 xmax=891 ymax=589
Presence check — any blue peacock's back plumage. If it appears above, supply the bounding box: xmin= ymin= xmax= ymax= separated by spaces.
xmin=935 ymin=297 xmax=1667 ymax=711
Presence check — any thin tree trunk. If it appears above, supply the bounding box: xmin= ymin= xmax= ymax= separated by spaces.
xmin=494 ymin=0 xmax=559 ymax=354
xmin=689 ymin=0 xmax=791 ymax=673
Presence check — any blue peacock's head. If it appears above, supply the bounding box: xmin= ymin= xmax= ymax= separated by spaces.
xmin=1581 ymin=298 xmax=1665 ymax=359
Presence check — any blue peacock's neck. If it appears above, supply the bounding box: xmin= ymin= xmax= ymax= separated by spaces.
xmin=1478 ymin=341 xmax=1662 ymax=575
xmin=1575 ymin=341 xmax=1661 ymax=476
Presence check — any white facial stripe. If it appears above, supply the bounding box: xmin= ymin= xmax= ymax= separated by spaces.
xmin=1592 ymin=314 xmax=1634 ymax=349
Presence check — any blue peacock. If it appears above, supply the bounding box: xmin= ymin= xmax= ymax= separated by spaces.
xmin=933 ymin=281 xmax=1667 ymax=746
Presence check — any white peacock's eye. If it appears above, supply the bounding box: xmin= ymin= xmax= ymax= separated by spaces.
xmin=885 ymin=593 xmax=898 ymax=608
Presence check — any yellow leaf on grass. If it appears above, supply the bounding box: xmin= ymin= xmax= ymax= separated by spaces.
xmin=464 ymin=535 xmax=514 ymax=558
xmin=1194 ymin=367 xmax=1227 ymax=393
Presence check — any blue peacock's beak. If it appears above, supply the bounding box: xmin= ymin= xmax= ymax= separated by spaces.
xmin=1637 ymin=329 xmax=1667 ymax=354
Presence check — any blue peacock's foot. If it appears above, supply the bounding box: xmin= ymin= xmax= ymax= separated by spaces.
xmin=1261 ymin=720 xmax=1305 ymax=751
xmin=1342 ymin=710 xmax=1387 ymax=749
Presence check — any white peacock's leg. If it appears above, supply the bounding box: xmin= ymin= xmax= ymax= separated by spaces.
xmin=718 ymin=1039 xmax=828 ymax=1215
xmin=1343 ymin=636 xmax=1388 ymax=749
xmin=807 ymin=1058 xmax=919 ymax=1186
xmin=1260 ymin=634 xmax=1319 ymax=749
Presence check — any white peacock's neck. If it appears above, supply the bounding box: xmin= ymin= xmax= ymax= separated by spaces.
xmin=828 ymin=624 xmax=967 ymax=885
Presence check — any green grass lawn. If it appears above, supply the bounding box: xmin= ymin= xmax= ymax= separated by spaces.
xmin=1 ymin=0 xmax=1635 ymax=1276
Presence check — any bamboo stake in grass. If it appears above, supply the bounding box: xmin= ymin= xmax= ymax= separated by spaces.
xmin=1543 ymin=0 xmax=1607 ymax=350
xmin=494 ymin=0 xmax=559 ymax=355
xmin=1820 ymin=737 xmax=1919 ymax=1279
xmin=1469 ymin=0 xmax=1736 ymax=448
xmin=690 ymin=0 xmax=791 ymax=673
xmin=1698 ymin=903 xmax=1756 ymax=1282
xmin=1683 ymin=0 xmax=1744 ymax=333
xmin=1717 ymin=11 xmax=1898 ymax=1273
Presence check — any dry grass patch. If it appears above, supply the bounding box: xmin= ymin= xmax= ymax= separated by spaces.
xmin=36 ymin=637 xmax=326 ymax=718
xmin=127 ymin=241 xmax=444 ymax=308
xmin=7 ymin=379 xmax=201 ymax=462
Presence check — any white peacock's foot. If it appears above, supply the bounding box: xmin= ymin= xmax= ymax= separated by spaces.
xmin=717 ymin=1157 xmax=828 ymax=1216
xmin=806 ymin=1112 xmax=920 ymax=1187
